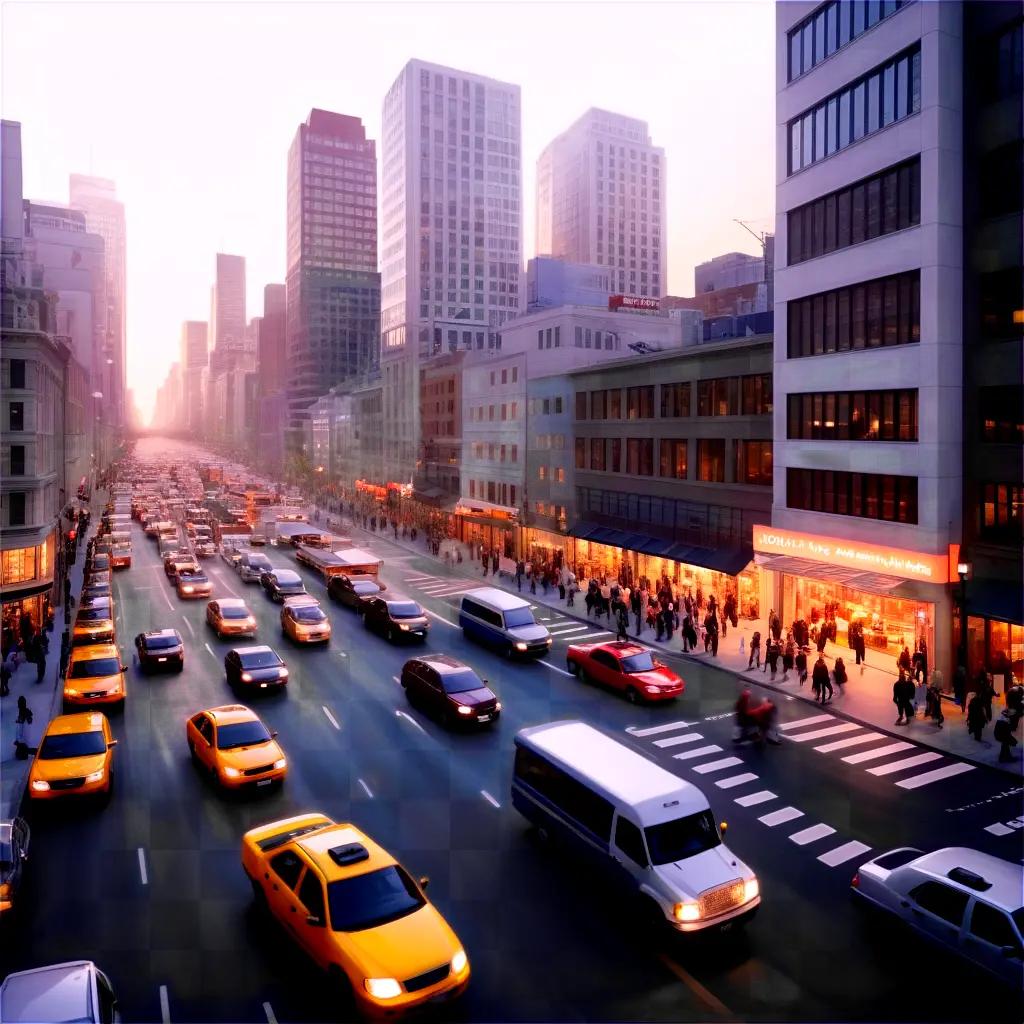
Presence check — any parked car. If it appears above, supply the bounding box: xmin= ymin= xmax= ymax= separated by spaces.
xmin=363 ymin=597 xmax=429 ymax=643
xmin=225 ymin=645 xmax=288 ymax=691
xmin=260 ymin=569 xmax=306 ymax=603
xmin=72 ymin=598 xmax=115 ymax=646
xmin=401 ymin=654 xmax=500 ymax=727
xmin=110 ymin=545 xmax=132 ymax=570
xmin=327 ymin=573 xmax=384 ymax=611
xmin=0 ymin=817 xmax=30 ymax=915
xmin=566 ymin=640 xmax=685 ymax=703
xmin=134 ymin=629 xmax=185 ymax=672
xmin=195 ymin=540 xmax=216 ymax=558
xmin=0 ymin=961 xmax=120 ymax=1024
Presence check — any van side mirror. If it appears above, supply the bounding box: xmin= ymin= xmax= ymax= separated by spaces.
xmin=719 ymin=821 xmax=728 ymax=834
xmin=419 ymin=875 xmax=430 ymax=889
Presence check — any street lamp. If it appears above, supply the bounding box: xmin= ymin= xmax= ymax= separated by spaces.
xmin=957 ymin=559 xmax=971 ymax=675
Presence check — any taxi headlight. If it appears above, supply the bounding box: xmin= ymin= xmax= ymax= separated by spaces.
xmin=364 ymin=977 xmax=402 ymax=1000
xmin=457 ymin=705 xmax=473 ymax=716
xmin=65 ymin=687 xmax=80 ymax=697
xmin=744 ymin=878 xmax=759 ymax=903
xmin=451 ymin=948 xmax=468 ymax=974
xmin=31 ymin=779 xmax=51 ymax=792
xmin=546 ymin=636 xmax=553 ymax=645
xmin=674 ymin=901 xmax=701 ymax=923
xmin=272 ymin=758 xmax=287 ymax=770
xmin=240 ymin=672 xmax=254 ymax=682
xmin=514 ymin=641 xmax=528 ymax=651
xmin=399 ymin=623 xmax=410 ymax=631
xmin=85 ymin=770 xmax=105 ymax=783
xmin=222 ymin=766 xmax=241 ymax=778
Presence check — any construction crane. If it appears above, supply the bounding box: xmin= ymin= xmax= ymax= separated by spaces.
xmin=734 ymin=218 xmax=769 ymax=255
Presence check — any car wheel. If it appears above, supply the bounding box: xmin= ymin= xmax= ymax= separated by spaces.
xmin=567 ymin=659 xmax=578 ymax=676
xmin=625 ymin=687 xmax=640 ymax=704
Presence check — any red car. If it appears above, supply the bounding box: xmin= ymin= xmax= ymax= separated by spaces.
xmin=566 ymin=641 xmax=684 ymax=703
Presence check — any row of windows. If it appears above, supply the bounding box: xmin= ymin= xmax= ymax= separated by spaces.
xmin=979 ymin=483 xmax=1023 ymax=541
xmin=467 ymin=480 xmax=518 ymax=507
xmin=787 ymin=467 xmax=918 ymax=523
xmin=788 ymin=158 xmax=920 ymax=266
xmin=537 ymin=327 xmax=561 ymax=349
xmin=536 ymin=465 xmax=567 ymax=483
xmin=487 ymin=366 xmax=519 ymax=386
xmin=574 ymin=375 xmax=772 ymax=421
xmin=787 ymin=0 xmax=909 ymax=82
xmin=787 ymin=271 xmax=921 ymax=358
xmin=574 ymin=437 xmax=772 ymax=485
xmin=698 ymin=375 xmax=773 ymax=417
xmin=789 ymin=46 xmax=921 ymax=174
xmin=528 ymin=398 xmax=565 ymax=417
xmin=469 ymin=442 xmax=519 ymax=463
xmin=467 ymin=402 xmax=519 ymax=422
xmin=787 ymin=390 xmax=918 ymax=441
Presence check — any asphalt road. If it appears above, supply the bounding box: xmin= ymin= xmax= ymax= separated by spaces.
xmin=3 ymin=511 xmax=1022 ymax=1023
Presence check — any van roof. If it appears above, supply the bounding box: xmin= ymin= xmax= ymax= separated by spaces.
xmin=516 ymin=720 xmax=708 ymax=826
xmin=463 ymin=587 xmax=531 ymax=612
xmin=0 ymin=960 xmax=97 ymax=1024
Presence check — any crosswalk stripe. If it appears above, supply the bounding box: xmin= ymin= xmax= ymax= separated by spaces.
xmin=817 ymin=840 xmax=871 ymax=867
xmin=735 ymin=790 xmax=776 ymax=807
xmin=786 ymin=722 xmax=861 ymax=743
xmin=778 ymin=714 xmax=833 ymax=731
xmin=403 ymin=576 xmax=436 ymax=582
xmin=653 ymin=733 xmax=703 ymax=749
xmin=841 ymin=741 xmax=914 ymax=764
xmin=985 ymin=822 xmax=1014 ymax=836
xmin=789 ymin=823 xmax=836 ymax=846
xmin=692 ymin=756 xmax=744 ymax=775
xmin=866 ymin=751 xmax=943 ymax=776
xmin=626 ymin=720 xmax=692 ymax=737
xmin=894 ymin=762 xmax=975 ymax=789
xmin=715 ymin=772 xmax=759 ymax=790
xmin=759 ymin=806 xmax=804 ymax=827
xmin=814 ymin=732 xmax=885 ymax=753
xmin=673 ymin=744 xmax=723 ymax=761
xmin=546 ymin=624 xmax=591 ymax=635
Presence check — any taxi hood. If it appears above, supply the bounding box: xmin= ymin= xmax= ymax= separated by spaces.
xmin=337 ymin=902 xmax=458 ymax=981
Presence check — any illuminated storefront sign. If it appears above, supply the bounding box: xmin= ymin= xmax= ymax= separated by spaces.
xmin=752 ymin=525 xmax=955 ymax=583
xmin=608 ymin=294 xmax=660 ymax=312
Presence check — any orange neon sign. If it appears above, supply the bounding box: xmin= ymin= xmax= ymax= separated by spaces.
xmin=752 ymin=525 xmax=955 ymax=584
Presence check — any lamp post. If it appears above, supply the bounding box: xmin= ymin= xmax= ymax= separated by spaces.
xmin=957 ymin=559 xmax=971 ymax=674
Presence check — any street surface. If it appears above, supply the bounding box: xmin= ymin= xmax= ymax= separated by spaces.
xmin=2 ymin=487 xmax=1022 ymax=1023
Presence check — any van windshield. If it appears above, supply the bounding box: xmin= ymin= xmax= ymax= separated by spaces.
xmin=503 ymin=608 xmax=535 ymax=628
xmin=644 ymin=810 xmax=721 ymax=865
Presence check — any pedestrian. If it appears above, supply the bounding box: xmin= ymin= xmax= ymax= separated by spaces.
xmin=816 ymin=626 xmax=827 ymax=656
xmin=893 ymin=671 xmax=915 ymax=725
xmin=994 ymin=715 xmax=1018 ymax=762
xmin=631 ymin=588 xmax=643 ymax=637
xmin=615 ymin=604 xmax=630 ymax=642
xmin=1005 ymin=684 xmax=1024 ymax=731
xmin=977 ymin=672 xmax=996 ymax=722
xmin=35 ymin=646 xmax=46 ymax=685
xmin=748 ymin=631 xmax=762 ymax=670
xmin=953 ymin=662 xmax=968 ymax=708
xmin=782 ymin=637 xmax=794 ymax=681
xmin=913 ymin=639 xmax=928 ymax=683
xmin=0 ymin=658 xmax=10 ymax=697
xmin=966 ymin=693 xmax=986 ymax=741
xmin=833 ymin=656 xmax=848 ymax=697
xmin=925 ymin=681 xmax=944 ymax=728
xmin=515 ymin=560 xmax=524 ymax=592
xmin=766 ymin=639 xmax=780 ymax=680
xmin=812 ymin=655 xmax=832 ymax=703
xmin=897 ymin=645 xmax=913 ymax=677
xmin=14 ymin=695 xmax=33 ymax=759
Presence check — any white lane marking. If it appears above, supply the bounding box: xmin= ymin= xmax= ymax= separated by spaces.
xmin=159 ymin=985 xmax=171 ymax=1024
xmin=539 ymin=660 xmax=574 ymax=677
xmin=392 ymin=675 xmax=401 ymax=685
xmin=842 ymin=741 xmax=914 ymax=764
xmin=715 ymin=772 xmax=759 ymax=790
xmin=396 ymin=709 xmax=427 ymax=733
xmin=577 ymin=630 xmax=615 ymax=640
xmin=159 ymin=585 xmax=174 ymax=611
xmin=545 ymin=623 xmax=591 ymax=635
xmin=692 ymin=756 xmax=744 ymax=775
xmin=759 ymin=806 xmax=804 ymax=827
xmin=814 ymin=732 xmax=884 ymax=753
xmin=817 ymin=840 xmax=872 ymax=867
xmin=426 ymin=585 xmax=476 ymax=597
xmin=785 ymin=722 xmax=861 ymax=743
xmin=866 ymin=751 xmax=943 ymax=777
xmin=211 ymin=570 xmax=241 ymax=598
xmin=180 ymin=616 xmax=195 ymax=637
xmin=423 ymin=608 xmax=457 ymax=628
xmin=357 ymin=778 xmax=374 ymax=798
xmin=338 ymin=651 xmax=347 ymax=658
xmin=481 ymin=789 xmax=501 ymax=808
xmin=137 ymin=847 xmax=148 ymax=885
xmin=419 ymin=582 xmax=457 ymax=593
xmin=403 ymin=576 xmax=436 ymax=583
xmin=627 ymin=720 xmax=693 ymax=737
xmin=263 ymin=1002 xmax=278 ymax=1024
xmin=204 ymin=642 xmax=217 ymax=659
xmin=789 ymin=823 xmax=836 ymax=846
xmin=894 ymin=762 xmax=974 ymax=788
xmin=653 ymin=733 xmax=704 ymax=749
xmin=673 ymin=744 xmax=722 ymax=761
xmin=778 ymin=714 xmax=833 ymax=731
xmin=735 ymin=790 xmax=777 ymax=807
xmin=985 ymin=822 xmax=1014 ymax=837
xmin=322 ymin=706 xmax=340 ymax=730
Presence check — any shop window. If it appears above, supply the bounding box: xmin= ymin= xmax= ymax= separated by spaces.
xmin=660 ymin=381 xmax=690 ymax=418
xmin=787 ymin=389 xmax=917 ymax=440
xmin=735 ymin=440 xmax=773 ymax=485
xmin=787 ymin=468 xmax=917 ymax=523
xmin=697 ymin=440 xmax=726 ymax=482
xmin=979 ymin=483 xmax=1023 ymax=542
xmin=1 ymin=546 xmax=37 ymax=585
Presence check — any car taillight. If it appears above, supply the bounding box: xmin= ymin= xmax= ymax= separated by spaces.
xmin=851 ymin=872 xmax=860 ymax=888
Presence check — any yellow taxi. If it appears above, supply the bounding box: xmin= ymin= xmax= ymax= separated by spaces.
xmin=28 ymin=712 xmax=117 ymax=800
xmin=206 ymin=598 xmax=257 ymax=639
xmin=64 ymin=643 xmax=127 ymax=707
xmin=72 ymin=596 xmax=115 ymax=646
xmin=241 ymin=814 xmax=470 ymax=1015
xmin=281 ymin=596 xmax=332 ymax=644
xmin=186 ymin=704 xmax=287 ymax=789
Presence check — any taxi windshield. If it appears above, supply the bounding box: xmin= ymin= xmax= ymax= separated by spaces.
xmin=292 ymin=606 xmax=326 ymax=623
xmin=78 ymin=606 xmax=112 ymax=622
xmin=39 ymin=731 xmax=107 ymax=759
xmin=644 ymin=810 xmax=721 ymax=865
xmin=70 ymin=657 xmax=121 ymax=678
xmin=216 ymin=720 xmax=271 ymax=749
xmin=220 ymin=605 xmax=250 ymax=619
xmin=621 ymin=651 xmax=656 ymax=673
xmin=327 ymin=865 xmax=425 ymax=932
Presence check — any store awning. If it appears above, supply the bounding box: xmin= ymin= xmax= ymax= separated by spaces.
xmin=456 ymin=498 xmax=519 ymax=518
xmin=966 ymin=579 xmax=1024 ymax=625
xmin=754 ymin=553 xmax=906 ymax=596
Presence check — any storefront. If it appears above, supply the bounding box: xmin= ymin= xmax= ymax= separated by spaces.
xmin=456 ymin=501 xmax=519 ymax=557
xmin=1 ymin=532 xmax=57 ymax=654
xmin=957 ymin=578 xmax=1023 ymax=691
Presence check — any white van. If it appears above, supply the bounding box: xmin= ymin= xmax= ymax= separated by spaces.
xmin=0 ymin=961 xmax=119 ymax=1023
xmin=512 ymin=720 xmax=760 ymax=932
xmin=459 ymin=587 xmax=552 ymax=658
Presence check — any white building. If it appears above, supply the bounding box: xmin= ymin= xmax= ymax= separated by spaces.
xmin=535 ymin=108 xmax=666 ymax=299
xmin=694 ymin=251 xmax=764 ymax=294
xmin=771 ymin=0 xmax=962 ymax=676
xmin=379 ymin=59 xmax=522 ymax=481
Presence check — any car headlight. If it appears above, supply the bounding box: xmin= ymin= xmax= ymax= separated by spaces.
xmin=451 ymin=948 xmax=468 ymax=974
xmin=240 ymin=672 xmax=253 ymax=682
xmin=514 ymin=641 xmax=528 ymax=651
xmin=674 ymin=901 xmax=701 ymax=922
xmin=272 ymin=758 xmax=287 ymax=770
xmin=85 ymin=769 xmax=105 ymax=783
xmin=65 ymin=687 xmax=80 ymax=697
xmin=222 ymin=766 xmax=241 ymax=778
xmin=495 ymin=701 xmax=503 ymax=711
xmin=181 ymin=585 xmax=194 ymax=594
xmin=364 ymin=977 xmax=402 ymax=1000
xmin=31 ymin=779 xmax=51 ymax=791
xmin=646 ymin=685 xmax=660 ymax=693
xmin=278 ymin=667 xmax=289 ymax=678
xmin=546 ymin=636 xmax=553 ymax=645
xmin=457 ymin=705 xmax=473 ymax=716
xmin=744 ymin=878 xmax=759 ymax=903
xmin=399 ymin=623 xmax=410 ymax=631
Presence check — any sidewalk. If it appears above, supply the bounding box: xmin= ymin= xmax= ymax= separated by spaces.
xmin=1 ymin=494 xmax=103 ymax=820
xmin=336 ymin=510 xmax=1022 ymax=778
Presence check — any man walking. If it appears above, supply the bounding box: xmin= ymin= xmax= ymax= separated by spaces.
xmin=748 ymin=631 xmax=762 ymax=670
xmin=812 ymin=655 xmax=832 ymax=703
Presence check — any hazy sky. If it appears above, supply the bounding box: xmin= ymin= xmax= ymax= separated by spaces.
xmin=3 ymin=0 xmax=775 ymax=422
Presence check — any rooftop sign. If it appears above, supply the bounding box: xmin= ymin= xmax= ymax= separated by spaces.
xmin=609 ymin=294 xmax=660 ymax=312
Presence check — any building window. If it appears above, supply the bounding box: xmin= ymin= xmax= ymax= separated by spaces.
xmin=9 ymin=402 xmax=24 ymax=431
xmin=980 ymin=17 xmax=1023 ymax=102
xmin=790 ymin=46 xmax=920 ymax=173
xmin=9 ymin=360 xmax=26 ymax=389
xmin=1 ymin=546 xmax=37 ymax=584
xmin=660 ymin=381 xmax=691 ymax=418
xmin=589 ymin=438 xmax=606 ymax=472
xmin=788 ymin=158 xmax=919 ymax=265
xmin=697 ymin=378 xmax=740 ymax=416
xmin=625 ymin=385 xmax=655 ymax=419
xmin=607 ymin=389 xmax=622 ymax=419
xmin=980 ymin=386 xmax=1023 ymax=444
xmin=575 ymin=438 xmax=585 ymax=469
xmin=741 ymin=374 xmax=773 ymax=414
xmin=697 ymin=439 xmax=726 ymax=482
xmin=8 ymin=492 xmax=26 ymax=526
xmin=659 ymin=439 xmax=688 ymax=479
xmin=787 ymin=389 xmax=918 ymax=441
xmin=979 ymin=483 xmax=1023 ymax=541
xmin=575 ymin=391 xmax=588 ymax=420
xmin=734 ymin=440 xmax=773 ymax=485
xmin=590 ymin=390 xmax=607 ymax=419
xmin=787 ymin=467 xmax=918 ymax=523
xmin=9 ymin=445 xmax=25 ymax=475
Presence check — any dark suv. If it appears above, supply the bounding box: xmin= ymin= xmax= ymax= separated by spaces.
xmin=135 ymin=629 xmax=185 ymax=672
xmin=400 ymin=654 xmax=500 ymax=728
xmin=362 ymin=597 xmax=429 ymax=643
xmin=225 ymin=645 xmax=289 ymax=691
xmin=327 ymin=573 xmax=384 ymax=611
xmin=259 ymin=569 xmax=306 ymax=603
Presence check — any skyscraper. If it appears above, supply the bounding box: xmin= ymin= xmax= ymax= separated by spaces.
xmin=209 ymin=253 xmax=246 ymax=374
xmin=535 ymin=108 xmax=666 ymax=299
xmin=285 ymin=109 xmax=380 ymax=442
xmin=69 ymin=174 xmax=126 ymax=428
xmin=379 ymin=59 xmax=522 ymax=482
xmin=257 ymin=283 xmax=286 ymax=397
xmin=179 ymin=320 xmax=208 ymax=434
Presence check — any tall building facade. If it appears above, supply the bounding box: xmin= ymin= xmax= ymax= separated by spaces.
xmin=770 ymin=0 xmax=1023 ymax=685
xmin=535 ymin=108 xmax=666 ymax=299
xmin=179 ymin=320 xmax=208 ymax=434
xmin=209 ymin=253 xmax=246 ymax=374
xmin=285 ymin=110 xmax=380 ymax=443
xmin=379 ymin=59 xmax=523 ymax=482
xmin=68 ymin=174 xmax=126 ymax=429
xmin=257 ymin=282 xmax=287 ymax=397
